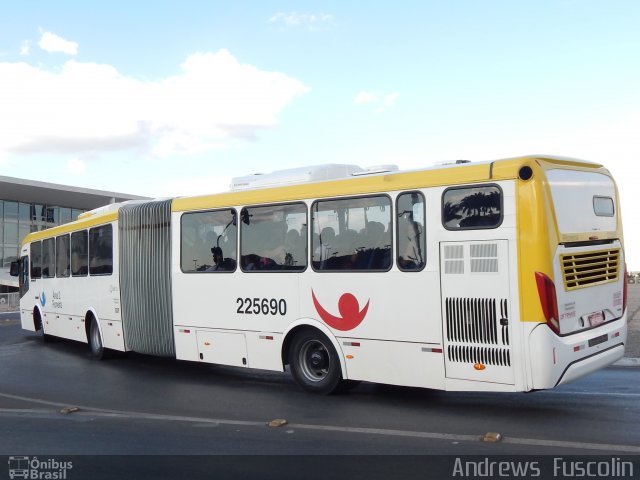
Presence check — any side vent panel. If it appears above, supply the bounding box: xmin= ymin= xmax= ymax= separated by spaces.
xmin=444 ymin=244 xmax=464 ymax=275
xmin=471 ymin=242 xmax=499 ymax=273
xmin=440 ymin=240 xmax=514 ymax=385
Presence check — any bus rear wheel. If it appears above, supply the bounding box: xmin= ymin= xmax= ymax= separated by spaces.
xmin=289 ymin=330 xmax=342 ymax=394
xmin=88 ymin=318 xmax=107 ymax=360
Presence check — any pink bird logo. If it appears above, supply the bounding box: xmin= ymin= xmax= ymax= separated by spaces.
xmin=311 ymin=289 xmax=370 ymax=331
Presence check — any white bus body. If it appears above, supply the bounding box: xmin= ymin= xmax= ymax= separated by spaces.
xmin=15 ymin=156 xmax=628 ymax=394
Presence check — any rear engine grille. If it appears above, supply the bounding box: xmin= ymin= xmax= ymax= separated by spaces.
xmin=448 ymin=345 xmax=511 ymax=367
xmin=561 ymin=249 xmax=620 ymax=291
xmin=445 ymin=297 xmax=510 ymax=366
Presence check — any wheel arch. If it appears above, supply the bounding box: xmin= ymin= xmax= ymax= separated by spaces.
xmin=281 ymin=318 xmax=348 ymax=379
xmin=83 ymin=307 xmax=103 ymax=345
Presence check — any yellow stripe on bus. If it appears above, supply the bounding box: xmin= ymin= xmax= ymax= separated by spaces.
xmin=21 ymin=212 xmax=118 ymax=247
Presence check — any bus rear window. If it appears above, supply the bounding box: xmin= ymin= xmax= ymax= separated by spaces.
xmin=593 ymin=196 xmax=614 ymax=217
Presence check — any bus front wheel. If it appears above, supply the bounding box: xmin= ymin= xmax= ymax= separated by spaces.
xmin=34 ymin=310 xmax=53 ymax=343
xmin=88 ymin=318 xmax=107 ymax=360
xmin=289 ymin=330 xmax=342 ymax=395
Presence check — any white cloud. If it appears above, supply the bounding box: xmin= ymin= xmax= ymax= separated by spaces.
xmin=66 ymin=158 xmax=87 ymax=174
xmin=391 ymin=112 xmax=640 ymax=268
xmin=0 ymin=49 xmax=309 ymax=158
xmin=38 ymin=29 xmax=78 ymax=55
xmin=383 ymin=92 xmax=399 ymax=108
xmin=354 ymin=91 xmax=399 ymax=112
xmin=160 ymin=174 xmax=233 ymax=197
xmin=269 ymin=12 xmax=334 ymax=30
xmin=20 ymin=41 xmax=30 ymax=56
xmin=354 ymin=91 xmax=377 ymax=104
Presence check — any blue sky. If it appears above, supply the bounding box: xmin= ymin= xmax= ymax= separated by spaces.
xmin=1 ymin=1 xmax=639 ymax=267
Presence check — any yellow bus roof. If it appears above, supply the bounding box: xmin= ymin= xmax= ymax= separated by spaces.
xmin=21 ymin=155 xmax=606 ymax=246
xmin=172 ymin=155 xmax=604 ymax=212
xmin=22 ymin=211 xmax=118 ymax=245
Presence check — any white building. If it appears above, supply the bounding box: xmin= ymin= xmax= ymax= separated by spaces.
xmin=0 ymin=175 xmax=147 ymax=293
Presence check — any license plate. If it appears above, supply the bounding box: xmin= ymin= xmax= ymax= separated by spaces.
xmin=588 ymin=334 xmax=608 ymax=347
xmin=587 ymin=311 xmax=604 ymax=327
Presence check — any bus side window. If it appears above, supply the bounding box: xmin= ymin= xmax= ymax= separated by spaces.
xmin=442 ymin=185 xmax=503 ymax=230
xmin=71 ymin=230 xmax=89 ymax=276
xmin=311 ymin=195 xmax=392 ymax=271
xmin=181 ymin=209 xmax=237 ymax=273
xmin=56 ymin=234 xmax=71 ymax=278
xmin=240 ymin=203 xmax=307 ymax=272
xmin=397 ymin=192 xmax=426 ymax=271
xmin=30 ymin=241 xmax=42 ymax=279
xmin=89 ymin=224 xmax=113 ymax=276
xmin=42 ymin=238 xmax=55 ymax=278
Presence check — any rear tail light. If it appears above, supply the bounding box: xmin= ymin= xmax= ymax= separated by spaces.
xmin=623 ymin=264 xmax=628 ymax=314
xmin=535 ymin=272 xmax=560 ymax=334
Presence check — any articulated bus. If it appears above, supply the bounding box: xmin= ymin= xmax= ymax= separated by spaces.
xmin=13 ymin=155 xmax=628 ymax=394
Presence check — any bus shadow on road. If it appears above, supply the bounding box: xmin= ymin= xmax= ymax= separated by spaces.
xmin=15 ymin=329 xmax=594 ymax=428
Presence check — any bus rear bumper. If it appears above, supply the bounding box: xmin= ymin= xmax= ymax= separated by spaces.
xmin=555 ymin=343 xmax=624 ymax=387
xmin=528 ymin=315 xmax=626 ymax=390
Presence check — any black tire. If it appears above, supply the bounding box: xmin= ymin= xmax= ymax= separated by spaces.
xmin=337 ymin=379 xmax=362 ymax=393
xmin=88 ymin=318 xmax=107 ymax=360
xmin=34 ymin=310 xmax=53 ymax=343
xmin=289 ymin=330 xmax=343 ymax=394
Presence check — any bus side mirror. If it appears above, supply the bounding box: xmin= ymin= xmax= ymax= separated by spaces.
xmin=9 ymin=261 xmax=20 ymax=277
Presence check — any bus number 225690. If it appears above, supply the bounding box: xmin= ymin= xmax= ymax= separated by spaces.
xmin=236 ymin=297 xmax=287 ymax=316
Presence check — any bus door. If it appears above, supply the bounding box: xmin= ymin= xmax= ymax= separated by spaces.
xmin=10 ymin=255 xmax=29 ymax=299
xmin=440 ymin=240 xmax=514 ymax=385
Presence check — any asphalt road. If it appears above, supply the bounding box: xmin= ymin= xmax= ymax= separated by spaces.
xmin=1 ymin=310 xmax=640 ymax=480
xmin=625 ymin=283 xmax=640 ymax=358
xmin=0 ymin=313 xmax=638 ymax=456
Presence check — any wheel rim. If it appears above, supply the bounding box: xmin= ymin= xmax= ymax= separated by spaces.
xmin=90 ymin=323 xmax=102 ymax=352
xmin=298 ymin=339 xmax=331 ymax=382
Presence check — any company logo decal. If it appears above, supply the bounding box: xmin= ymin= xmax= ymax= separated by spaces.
xmin=311 ymin=289 xmax=369 ymax=331
xmin=39 ymin=292 xmax=46 ymax=308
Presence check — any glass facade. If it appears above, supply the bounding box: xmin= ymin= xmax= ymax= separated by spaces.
xmin=0 ymin=199 xmax=86 ymax=269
